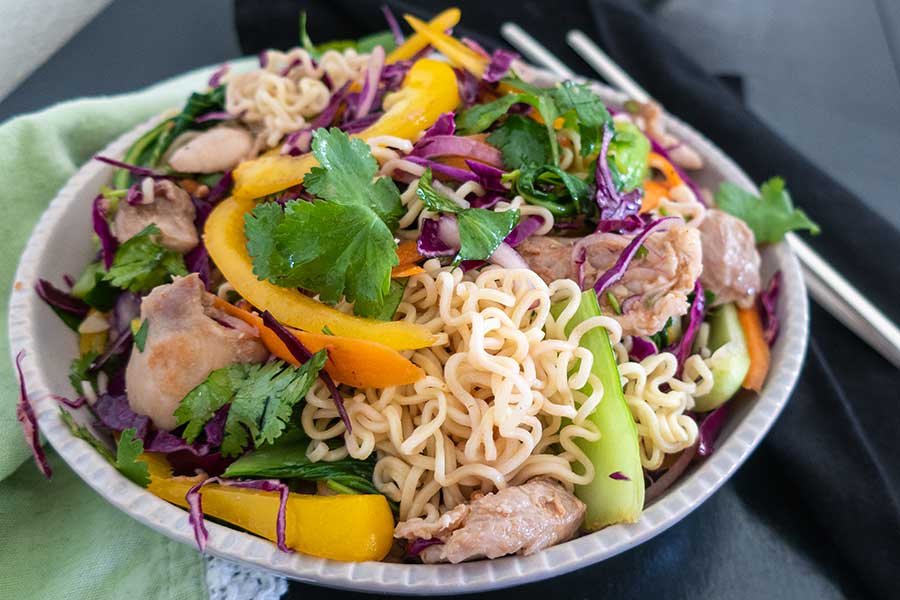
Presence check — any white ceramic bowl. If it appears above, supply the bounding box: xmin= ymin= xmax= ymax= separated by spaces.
xmin=7 ymin=81 xmax=808 ymax=595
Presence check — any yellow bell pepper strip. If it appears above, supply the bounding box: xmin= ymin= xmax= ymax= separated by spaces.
xmin=403 ymin=14 xmax=488 ymax=78
xmin=143 ymin=454 xmax=395 ymax=562
xmin=386 ymin=7 xmax=461 ymax=63
xmin=204 ymin=194 xmax=436 ymax=350
xmin=232 ymin=58 xmax=460 ymax=201
xmin=213 ymin=297 xmax=424 ymax=387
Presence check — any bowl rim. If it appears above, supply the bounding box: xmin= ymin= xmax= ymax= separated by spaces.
xmin=7 ymin=76 xmax=808 ymax=595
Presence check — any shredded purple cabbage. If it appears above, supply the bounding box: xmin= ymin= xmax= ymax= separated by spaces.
xmin=51 ymin=394 xmax=86 ymax=409
xmin=378 ymin=61 xmax=412 ymax=96
xmin=608 ymin=471 xmax=631 ymax=481
xmin=14 ymin=350 xmax=52 ymax=478
xmin=167 ymin=450 xmax=231 ymax=477
xmin=187 ymin=476 xmax=292 ymax=553
xmin=92 ymin=195 xmax=118 ymax=269
xmin=629 ymin=336 xmax=658 ymax=361
xmin=455 ymin=67 xmax=480 ymax=108
xmin=281 ymin=83 xmax=350 ymax=155
xmin=125 ymin=182 xmax=144 ymax=206
xmin=195 ymin=111 xmax=240 ymax=124
xmin=406 ymin=537 xmax=444 ymax=558
xmin=416 ymin=218 xmax=456 ymax=258
xmin=205 ymin=170 xmax=234 ymax=207
xmin=593 ymin=217 xmax=675 ymax=295
xmin=207 ymin=64 xmax=229 ymax=88
xmin=353 ymin=45 xmax=386 ymax=119
xmin=665 ymin=280 xmax=706 ymax=375
xmin=260 ymin=311 xmax=350 ymax=432
xmin=381 ymin=5 xmax=405 ymax=45
xmin=34 ymin=279 xmax=89 ymax=316
xmin=483 ymin=49 xmax=519 ymax=83
xmin=644 ymin=442 xmax=697 ymax=504
xmin=594 ymin=125 xmax=643 ymax=232
xmin=279 ymin=57 xmax=302 ymax=77
xmin=94 ymin=156 xmax=170 ymax=179
xmin=461 ymin=37 xmax=490 ymax=58
xmin=88 ymin=329 xmax=132 ymax=373
xmin=94 ymin=393 xmax=149 ymax=440
xmin=761 ymin=271 xmax=782 ymax=346
xmin=504 ymin=215 xmax=544 ymax=247
xmin=464 ymin=159 xmax=507 ymax=192
xmin=422 ymin=112 xmax=456 ymax=138
xmin=468 ymin=194 xmax=503 ymax=209
xmin=185 ymin=244 xmax=210 ymax=289
xmin=340 ymin=111 xmax=383 ymax=134
xmin=405 ymin=156 xmax=479 ymax=185
xmin=412 ymin=136 xmax=503 ymax=168
xmin=697 ymin=403 xmax=730 ymax=455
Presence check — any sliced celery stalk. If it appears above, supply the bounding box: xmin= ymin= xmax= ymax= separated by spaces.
xmin=560 ymin=290 xmax=644 ymax=529
xmin=693 ymin=303 xmax=751 ymax=412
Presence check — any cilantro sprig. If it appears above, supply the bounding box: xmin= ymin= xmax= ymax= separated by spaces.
xmin=715 ymin=177 xmax=820 ymax=243
xmin=415 ymin=169 xmax=519 ymax=263
xmin=245 ymin=128 xmax=403 ymax=317
xmin=174 ymin=354 xmax=327 ymax=457
xmin=104 ymin=224 xmax=188 ymax=292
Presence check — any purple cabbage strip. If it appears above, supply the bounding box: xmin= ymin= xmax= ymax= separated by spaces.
xmin=468 ymin=194 xmax=503 ymax=209
xmin=593 ymin=217 xmax=675 ymax=295
xmin=483 ymin=49 xmax=520 ymax=83
xmin=629 ymin=336 xmax=658 ymax=361
xmin=92 ymin=195 xmax=118 ymax=269
xmin=596 ymin=213 xmax=649 ymax=234
xmin=205 ymin=170 xmax=235 ymax=207
xmin=195 ymin=111 xmax=240 ymax=124
xmin=14 ymin=350 xmax=52 ymax=478
xmin=125 ymin=182 xmax=144 ymax=206
xmin=406 ymin=537 xmax=444 ymax=558
xmin=416 ymin=218 xmax=456 ymax=258
xmin=422 ymin=112 xmax=455 ymax=138
xmin=281 ymin=83 xmax=350 ymax=155
xmin=574 ymin=246 xmax=587 ymax=288
xmin=279 ymin=57 xmax=302 ymax=77
xmin=504 ymin=215 xmax=544 ymax=247
xmin=204 ymin=405 xmax=229 ymax=447
xmin=454 ymin=67 xmax=480 ymax=108
xmin=51 ymin=394 xmax=86 ymax=409
xmin=464 ymin=159 xmax=507 ymax=192
xmin=665 ymin=280 xmax=706 ymax=375
xmin=95 ymin=156 xmax=170 ymax=179
xmin=461 ymin=37 xmax=490 ymax=58
xmin=260 ymin=311 xmax=350 ymax=433
xmin=644 ymin=442 xmax=698 ymax=504
xmin=341 ymin=112 xmax=382 ymax=134
xmin=34 ymin=279 xmax=89 ymax=316
xmin=405 ymin=156 xmax=479 ymax=184
xmin=89 ymin=329 xmax=133 ymax=373
xmin=608 ymin=471 xmax=631 ymax=481
xmin=354 ymin=45 xmax=386 ymax=119
xmin=760 ymin=270 xmax=782 ymax=346
xmin=412 ymin=136 xmax=503 ymax=168
xmin=697 ymin=403 xmax=731 ymax=456
xmin=63 ymin=274 xmax=76 ymax=288
xmin=647 ymin=135 xmax=706 ymax=207
xmin=187 ymin=477 xmax=292 ymax=553
xmin=381 ymin=5 xmax=405 ymax=45
xmin=145 ymin=429 xmax=210 ymax=455
xmin=207 ymin=64 xmax=229 ymax=88
xmin=167 ymin=451 xmax=231 ymax=478
xmin=594 ymin=125 xmax=643 ymax=231
xmin=94 ymin=393 xmax=149 ymax=440
xmin=185 ymin=244 xmax=210 ymax=289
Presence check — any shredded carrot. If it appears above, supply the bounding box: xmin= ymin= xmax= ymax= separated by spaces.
xmin=213 ymin=298 xmax=424 ymax=387
xmin=737 ymin=303 xmax=771 ymax=391
xmin=395 ymin=239 xmax=422 ymax=265
xmin=391 ymin=265 xmax=426 ymax=278
xmin=640 ymin=180 xmax=668 ymax=214
xmin=648 ymin=152 xmax=683 ymax=189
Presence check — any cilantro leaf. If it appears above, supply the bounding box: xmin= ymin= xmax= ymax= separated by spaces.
xmin=69 ymin=351 xmax=99 ymax=397
xmin=416 ymin=169 xmax=519 ymax=263
xmin=303 ymin=128 xmax=403 ymax=228
xmin=133 ymin=320 xmax=149 ymax=352
xmin=174 ymin=354 xmax=327 ymax=457
xmin=549 ymin=81 xmax=612 ymax=157
xmin=116 ymin=428 xmax=150 ymax=487
xmin=715 ymin=177 xmax=820 ymax=243
xmin=456 ymin=95 xmax=526 ymax=134
xmin=104 ymin=224 xmax=188 ymax=292
xmin=356 ymin=277 xmax=407 ymax=321
xmin=488 ymin=115 xmax=553 ymax=168
xmin=245 ymin=129 xmax=402 ymax=317
xmin=512 ymin=164 xmax=593 ymax=217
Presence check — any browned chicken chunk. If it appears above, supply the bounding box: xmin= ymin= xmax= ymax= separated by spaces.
xmin=114 ymin=179 xmax=198 ymax=253
xmin=518 ymin=223 xmax=703 ymax=337
xmin=125 ymin=274 xmax=268 ymax=430
xmin=394 ymin=478 xmax=585 ymax=563
xmin=697 ymin=209 xmax=760 ymax=307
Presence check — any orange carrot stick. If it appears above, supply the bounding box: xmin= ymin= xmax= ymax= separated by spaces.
xmin=648 ymin=152 xmax=683 ymax=189
xmin=214 ymin=298 xmax=424 ymax=388
xmin=737 ymin=304 xmax=771 ymax=391
xmin=640 ymin=180 xmax=668 ymax=214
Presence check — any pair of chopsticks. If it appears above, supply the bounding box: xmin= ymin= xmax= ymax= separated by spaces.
xmin=500 ymin=23 xmax=900 ymax=370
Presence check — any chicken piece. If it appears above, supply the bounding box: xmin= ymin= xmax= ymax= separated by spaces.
xmin=635 ymin=101 xmax=704 ymax=171
xmin=125 ymin=274 xmax=268 ymax=430
xmin=114 ymin=179 xmax=198 ymax=253
xmin=698 ymin=209 xmax=760 ymax=307
xmin=518 ymin=223 xmax=703 ymax=337
xmin=395 ymin=478 xmax=585 ymax=564
xmin=168 ymin=126 xmax=254 ymax=174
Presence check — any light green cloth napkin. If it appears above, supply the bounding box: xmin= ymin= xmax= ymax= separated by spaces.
xmin=0 ymin=64 xmax=225 ymax=600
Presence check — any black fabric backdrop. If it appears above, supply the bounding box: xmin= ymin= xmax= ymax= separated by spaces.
xmin=233 ymin=1 xmax=900 ymax=597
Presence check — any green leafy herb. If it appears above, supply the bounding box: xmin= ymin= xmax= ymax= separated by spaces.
xmin=357 ymin=277 xmax=407 ymax=321
xmin=635 ymin=245 xmax=649 ymax=260
xmin=321 ymin=325 xmax=335 ymax=336
xmin=487 ymin=114 xmax=553 ymax=168
xmin=175 ymin=354 xmax=327 ymax=457
xmin=649 ymin=317 xmax=674 ymax=349
xmin=549 ymin=81 xmax=612 ymax=157
xmin=116 ymin=428 xmax=150 ymax=487
xmin=416 ymin=169 xmax=519 ymax=263
xmin=104 ymin=224 xmax=188 ymax=292
xmin=69 ymin=351 xmax=99 ymax=397
xmin=606 ymin=292 xmax=622 ymax=315
xmin=59 ymin=408 xmax=115 ymax=462
xmin=457 ymin=92 xmax=559 ymax=163
xmin=150 ymin=86 xmax=226 ymax=166
xmin=714 ymin=177 xmax=820 ymax=243
xmin=245 ymin=129 xmax=402 ymax=317
xmin=133 ymin=320 xmax=149 ymax=352
xmin=71 ymin=261 xmax=117 ymax=312
xmin=299 ymin=11 xmax=396 ymax=57
xmin=114 ymin=119 xmax=172 ymax=188
xmin=509 ymin=164 xmax=592 ymax=217
xmin=223 ymin=430 xmax=382 ymax=496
